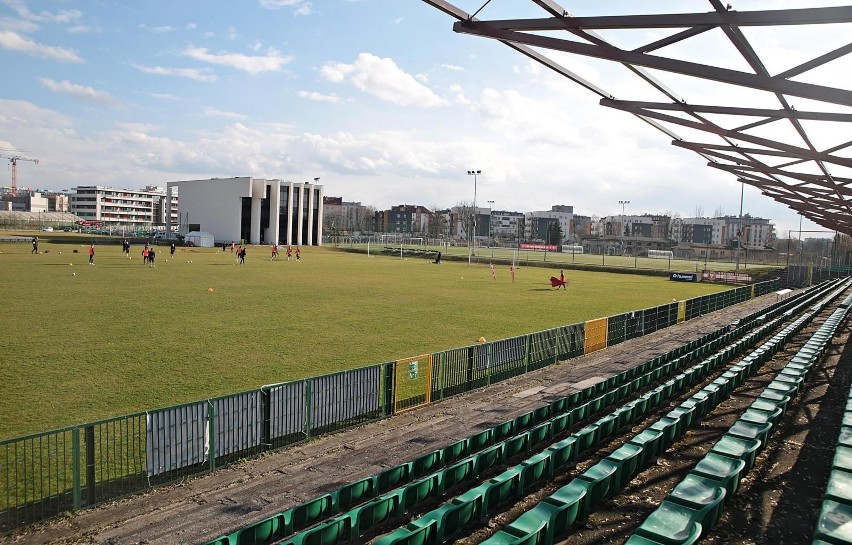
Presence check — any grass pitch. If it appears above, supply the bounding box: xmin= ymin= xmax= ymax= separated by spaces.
xmin=0 ymin=236 xmax=727 ymax=439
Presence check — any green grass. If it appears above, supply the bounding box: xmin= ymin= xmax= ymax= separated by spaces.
xmin=0 ymin=234 xmax=728 ymax=439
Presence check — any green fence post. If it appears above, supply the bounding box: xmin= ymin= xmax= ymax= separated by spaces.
xmin=384 ymin=362 xmax=395 ymax=415
xmin=261 ymin=388 xmax=271 ymax=449
xmin=85 ymin=425 xmax=95 ymax=506
xmin=207 ymin=401 xmax=215 ymax=472
xmin=304 ymin=380 xmax=313 ymax=439
xmin=524 ymin=334 xmax=531 ymax=374
xmin=72 ymin=427 xmax=81 ymax=510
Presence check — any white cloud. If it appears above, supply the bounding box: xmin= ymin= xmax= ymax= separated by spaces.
xmin=294 ymin=2 xmax=312 ymax=16
xmin=299 ymin=91 xmax=341 ymax=103
xmin=3 ymin=1 xmax=82 ymax=25
xmin=182 ymin=46 xmax=293 ymax=74
xmin=321 ymin=53 xmax=447 ymax=108
xmin=439 ymin=63 xmax=464 ymax=72
xmin=138 ymin=24 xmax=176 ymax=34
xmin=39 ymin=78 xmax=119 ymax=107
xmin=0 ymin=31 xmax=82 ymax=62
xmin=0 ymin=16 xmax=38 ymax=32
xmin=259 ymin=0 xmax=304 ymax=8
xmin=203 ymin=108 xmax=248 ymax=120
xmin=132 ymin=64 xmax=218 ymax=83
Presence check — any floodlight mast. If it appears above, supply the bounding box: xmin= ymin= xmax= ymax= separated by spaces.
xmin=467 ymin=170 xmax=481 ymax=265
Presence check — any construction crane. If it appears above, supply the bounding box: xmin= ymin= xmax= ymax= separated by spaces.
xmin=0 ymin=149 xmax=39 ymax=197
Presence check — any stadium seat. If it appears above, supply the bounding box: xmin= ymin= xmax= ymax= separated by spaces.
xmin=631 ymin=501 xmax=703 ymax=545
xmin=710 ymin=435 xmax=761 ymax=472
xmin=377 ymin=464 xmax=411 ymax=494
xmin=336 ymin=476 xmax=374 ymax=509
xmin=411 ymin=451 xmax=442 ymax=478
xmin=291 ymin=494 xmax=334 ymax=532
xmin=605 ymin=442 xmax=644 ymax=489
xmin=666 ymin=474 xmax=726 ymax=527
xmin=826 ymin=469 xmax=852 ymax=504
xmin=813 ymin=499 xmax=852 ymax=545
xmin=350 ymin=494 xmax=400 ymax=537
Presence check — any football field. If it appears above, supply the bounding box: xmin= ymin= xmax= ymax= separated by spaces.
xmin=0 ymin=236 xmax=728 ymax=439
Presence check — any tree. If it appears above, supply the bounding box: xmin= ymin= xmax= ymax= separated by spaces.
xmin=713 ymin=206 xmax=725 ymax=218
xmin=455 ymin=200 xmax=475 ymax=241
xmin=693 ymin=205 xmax=704 ymax=218
xmin=547 ymin=220 xmax=563 ymax=246
xmin=355 ymin=205 xmax=376 ymax=233
xmin=426 ymin=206 xmax=448 ymax=239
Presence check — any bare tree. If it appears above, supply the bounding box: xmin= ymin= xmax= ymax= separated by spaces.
xmin=355 ymin=205 xmax=376 ymax=233
xmin=693 ymin=205 xmax=704 ymax=218
xmin=426 ymin=206 xmax=448 ymax=238
xmin=455 ymin=200 xmax=475 ymax=240
xmin=713 ymin=206 xmax=725 ymax=218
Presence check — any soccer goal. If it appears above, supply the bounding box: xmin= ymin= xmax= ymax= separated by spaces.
xmin=648 ymin=250 xmax=674 ymax=259
xmin=562 ymin=245 xmax=584 ymax=254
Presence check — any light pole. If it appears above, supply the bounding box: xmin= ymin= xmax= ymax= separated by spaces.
xmin=487 ymin=200 xmax=494 ymax=245
xmin=619 ymin=200 xmax=630 ymax=255
xmin=735 ymin=180 xmax=744 ymax=271
xmin=467 ymin=170 xmax=480 ymax=264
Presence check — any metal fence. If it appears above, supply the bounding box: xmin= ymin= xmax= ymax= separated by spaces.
xmin=0 ymin=279 xmax=780 ymax=532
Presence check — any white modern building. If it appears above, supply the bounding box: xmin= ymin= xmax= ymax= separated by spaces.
xmin=166 ymin=177 xmax=324 ymax=246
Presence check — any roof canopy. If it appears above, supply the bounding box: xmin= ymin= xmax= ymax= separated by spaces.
xmin=422 ymin=1 xmax=852 ymax=236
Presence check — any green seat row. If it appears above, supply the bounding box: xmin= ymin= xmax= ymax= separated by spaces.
xmin=625 ymin=281 xmax=850 ymax=545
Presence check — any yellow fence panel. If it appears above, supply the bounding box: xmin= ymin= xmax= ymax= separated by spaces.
xmin=677 ymin=300 xmax=686 ymax=323
xmin=394 ymin=354 xmax=432 ymax=414
xmin=584 ymin=318 xmax=608 ymax=354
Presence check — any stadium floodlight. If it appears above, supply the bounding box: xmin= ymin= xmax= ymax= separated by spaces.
xmin=467 ymin=170 xmax=481 ymax=265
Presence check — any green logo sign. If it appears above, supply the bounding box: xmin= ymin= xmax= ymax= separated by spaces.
xmin=409 ymin=361 xmax=419 ymax=380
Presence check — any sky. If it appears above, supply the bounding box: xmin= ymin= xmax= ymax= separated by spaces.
xmin=0 ymin=0 xmax=849 ymax=239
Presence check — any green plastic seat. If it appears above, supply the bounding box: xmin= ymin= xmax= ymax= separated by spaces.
xmin=236 ymin=512 xmax=287 ymax=545
xmin=827 ymin=469 xmax=852 ymax=504
xmin=527 ymin=422 xmax=552 ymax=448
xmin=336 ymin=476 xmax=374 ymax=510
xmin=577 ymin=459 xmax=619 ymax=505
xmin=440 ymin=459 xmax=475 ymax=493
xmin=710 ymin=435 xmax=761 ymax=472
xmin=483 ymin=467 xmax=523 ymax=515
xmin=443 ymin=439 xmax=470 ymax=464
xmin=814 ymin=499 xmax=852 ymax=545
xmin=400 ymin=475 xmax=440 ymax=515
xmin=691 ymin=452 xmax=746 ymax=497
xmin=667 ymin=474 xmax=726 ymax=527
xmin=413 ymin=495 xmax=480 ymax=543
xmin=469 ymin=429 xmax=493 ymax=452
xmin=650 ymin=417 xmax=680 ymax=449
xmin=519 ymin=451 xmax=553 ymax=494
xmin=739 ymin=406 xmax=782 ymax=430
xmin=377 ymin=464 xmax=410 ymax=493
xmin=535 ymin=486 xmax=585 ymax=541
xmin=492 ymin=420 xmax=515 ymax=442
xmin=481 ymin=519 xmax=546 ymax=545
xmin=546 ymin=436 xmax=578 ymax=469
xmin=832 ymin=445 xmax=852 ymax=473
xmin=727 ymin=420 xmax=772 ymax=450
xmin=287 ymin=514 xmax=351 ymax=545
xmin=606 ymin=442 xmax=643 ymax=489
xmin=595 ymin=413 xmax=618 ymax=441
xmin=575 ymin=425 xmax=598 ymax=453
xmin=291 ymin=494 xmax=334 ymax=533
xmin=550 ymin=413 xmax=570 ymax=435
xmin=633 ymin=500 xmax=703 ymax=545
xmin=474 ymin=443 xmax=504 ymax=475
xmin=350 ymin=494 xmax=399 ymax=537
xmin=411 ymin=451 xmax=442 ymax=478
xmin=371 ymin=518 xmax=437 ymax=545
xmin=629 ymin=428 xmax=664 ymax=467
